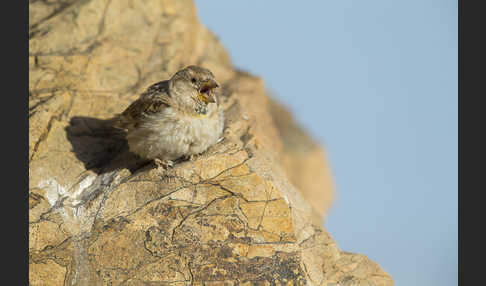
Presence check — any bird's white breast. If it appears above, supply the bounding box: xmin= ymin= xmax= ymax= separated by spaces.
xmin=126 ymin=106 xmax=224 ymax=161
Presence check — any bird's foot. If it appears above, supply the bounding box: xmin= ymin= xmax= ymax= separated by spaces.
xmin=153 ymin=158 xmax=174 ymax=171
xmin=182 ymin=153 xmax=201 ymax=162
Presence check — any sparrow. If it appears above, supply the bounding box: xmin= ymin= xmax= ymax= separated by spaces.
xmin=111 ymin=65 xmax=224 ymax=169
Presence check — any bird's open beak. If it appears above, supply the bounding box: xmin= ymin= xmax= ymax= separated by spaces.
xmin=198 ymin=79 xmax=219 ymax=103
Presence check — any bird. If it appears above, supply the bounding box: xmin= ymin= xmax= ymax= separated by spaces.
xmin=111 ymin=65 xmax=224 ymax=169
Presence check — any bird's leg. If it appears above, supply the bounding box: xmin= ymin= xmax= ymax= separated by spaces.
xmin=153 ymin=158 xmax=174 ymax=170
xmin=181 ymin=153 xmax=200 ymax=162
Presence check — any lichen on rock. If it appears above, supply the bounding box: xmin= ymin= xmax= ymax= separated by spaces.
xmin=29 ymin=0 xmax=393 ymax=285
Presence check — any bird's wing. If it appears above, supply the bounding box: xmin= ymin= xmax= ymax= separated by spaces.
xmin=114 ymin=81 xmax=172 ymax=129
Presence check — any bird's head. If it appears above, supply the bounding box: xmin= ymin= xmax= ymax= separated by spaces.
xmin=169 ymin=65 xmax=220 ymax=114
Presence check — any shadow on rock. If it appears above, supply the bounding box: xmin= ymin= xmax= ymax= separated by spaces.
xmin=65 ymin=116 xmax=149 ymax=174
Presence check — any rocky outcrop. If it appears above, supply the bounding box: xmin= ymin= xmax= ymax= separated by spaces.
xmin=29 ymin=0 xmax=393 ymax=285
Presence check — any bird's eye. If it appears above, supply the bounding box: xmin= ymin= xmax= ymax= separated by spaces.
xmin=191 ymin=78 xmax=197 ymax=84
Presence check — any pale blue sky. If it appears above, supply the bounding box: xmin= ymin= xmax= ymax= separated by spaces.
xmin=194 ymin=1 xmax=457 ymax=285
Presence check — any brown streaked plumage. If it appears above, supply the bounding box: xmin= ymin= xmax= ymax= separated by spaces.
xmin=112 ymin=65 xmax=224 ymax=169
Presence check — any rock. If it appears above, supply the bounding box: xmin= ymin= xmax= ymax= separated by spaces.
xmin=29 ymin=0 xmax=393 ymax=285
xmin=268 ymin=98 xmax=335 ymax=220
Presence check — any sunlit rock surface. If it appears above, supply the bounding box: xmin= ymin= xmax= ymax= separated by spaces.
xmin=29 ymin=0 xmax=393 ymax=285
